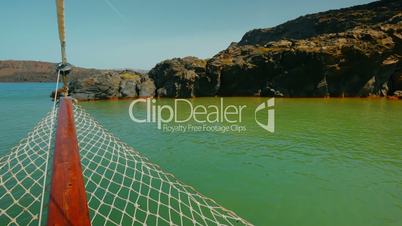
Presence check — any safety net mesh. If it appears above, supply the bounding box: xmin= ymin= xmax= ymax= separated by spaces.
xmin=0 ymin=103 xmax=251 ymax=226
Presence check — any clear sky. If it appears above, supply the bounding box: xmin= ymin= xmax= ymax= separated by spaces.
xmin=0 ymin=0 xmax=373 ymax=70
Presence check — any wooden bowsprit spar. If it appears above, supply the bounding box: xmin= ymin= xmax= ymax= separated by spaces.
xmin=47 ymin=98 xmax=91 ymax=226
xmin=47 ymin=0 xmax=91 ymax=225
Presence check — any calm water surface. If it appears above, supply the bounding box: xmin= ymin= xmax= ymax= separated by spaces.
xmin=1 ymin=83 xmax=401 ymax=226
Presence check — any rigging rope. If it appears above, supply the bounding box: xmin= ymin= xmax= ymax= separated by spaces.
xmin=37 ymin=70 xmax=60 ymax=226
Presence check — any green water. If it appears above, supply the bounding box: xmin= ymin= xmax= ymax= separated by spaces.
xmin=1 ymin=83 xmax=402 ymax=226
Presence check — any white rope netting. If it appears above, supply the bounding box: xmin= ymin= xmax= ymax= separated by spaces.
xmin=0 ymin=103 xmax=251 ymax=226
xmin=0 ymin=111 xmax=56 ymax=226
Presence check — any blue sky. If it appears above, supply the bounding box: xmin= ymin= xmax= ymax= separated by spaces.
xmin=0 ymin=0 xmax=373 ymax=69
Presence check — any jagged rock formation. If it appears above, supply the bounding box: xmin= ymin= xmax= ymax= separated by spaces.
xmin=69 ymin=70 xmax=155 ymax=100
xmin=239 ymin=0 xmax=402 ymax=46
xmin=150 ymin=0 xmax=402 ymax=98
xmin=148 ymin=57 xmax=208 ymax=98
xmin=211 ymin=23 xmax=402 ymax=97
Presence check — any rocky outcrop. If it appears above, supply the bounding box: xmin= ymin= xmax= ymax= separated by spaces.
xmin=69 ymin=70 xmax=155 ymax=100
xmin=148 ymin=0 xmax=402 ymax=97
xmin=148 ymin=57 xmax=208 ymax=97
xmin=239 ymin=0 xmax=402 ymax=46
xmin=208 ymin=22 xmax=402 ymax=97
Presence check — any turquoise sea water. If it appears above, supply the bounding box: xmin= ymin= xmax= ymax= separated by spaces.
xmin=1 ymin=83 xmax=402 ymax=226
